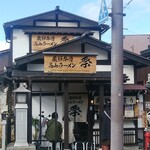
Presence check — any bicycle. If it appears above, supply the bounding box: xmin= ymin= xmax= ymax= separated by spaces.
xmin=34 ymin=111 xmax=51 ymax=150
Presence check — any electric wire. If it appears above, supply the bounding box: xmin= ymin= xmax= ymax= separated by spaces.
xmin=69 ymin=1 xmax=75 ymax=13
xmin=123 ymin=0 xmax=133 ymax=9
xmin=67 ymin=1 xmax=80 ymax=13
xmin=73 ymin=0 xmax=81 ymax=13
xmin=62 ymin=0 xmax=67 ymax=10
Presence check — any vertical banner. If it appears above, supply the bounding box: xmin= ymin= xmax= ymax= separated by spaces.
xmin=68 ymin=94 xmax=88 ymax=122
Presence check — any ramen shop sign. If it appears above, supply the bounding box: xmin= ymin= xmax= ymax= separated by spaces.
xmin=44 ymin=52 xmax=97 ymax=73
xmin=32 ymin=34 xmax=73 ymax=51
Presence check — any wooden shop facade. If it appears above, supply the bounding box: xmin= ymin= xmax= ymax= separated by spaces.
xmin=1 ymin=6 xmax=150 ymax=149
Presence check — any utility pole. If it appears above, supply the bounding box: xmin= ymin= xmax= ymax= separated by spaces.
xmin=111 ymin=0 xmax=124 ymax=150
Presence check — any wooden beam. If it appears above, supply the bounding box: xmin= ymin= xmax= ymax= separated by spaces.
xmin=64 ymin=82 xmax=69 ymax=149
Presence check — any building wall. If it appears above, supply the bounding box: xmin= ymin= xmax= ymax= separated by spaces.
xmin=31 ymin=82 xmax=145 ymax=134
xmin=31 ymin=82 xmax=88 ymax=140
xmin=4 ymin=9 xmax=149 ymax=145
xmin=12 ymin=22 xmax=100 ymax=61
xmin=137 ymin=66 xmax=150 ymax=84
xmin=97 ymin=65 xmax=134 ymax=84
xmin=123 ymin=34 xmax=150 ymax=108
xmin=123 ymin=34 xmax=150 ymax=54
xmin=85 ymin=46 xmax=108 ymax=60
xmin=0 ymin=50 xmax=11 ymax=71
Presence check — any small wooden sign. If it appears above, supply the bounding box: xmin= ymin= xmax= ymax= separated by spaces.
xmin=44 ymin=53 xmax=97 ymax=73
xmin=134 ymin=104 xmax=139 ymax=117
xmin=32 ymin=34 xmax=73 ymax=51
xmin=142 ymin=111 xmax=148 ymax=128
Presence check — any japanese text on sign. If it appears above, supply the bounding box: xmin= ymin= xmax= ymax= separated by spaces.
xmin=44 ymin=54 xmax=96 ymax=73
xmin=32 ymin=34 xmax=73 ymax=51
xmin=104 ymin=96 xmax=136 ymax=105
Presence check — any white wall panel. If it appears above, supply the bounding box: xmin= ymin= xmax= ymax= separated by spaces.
xmin=85 ymin=45 xmax=108 ymax=60
xmin=96 ymin=65 xmax=134 ymax=84
xmin=36 ymin=21 xmax=56 ymax=26
xmin=123 ymin=65 xmax=134 ymax=84
xmin=68 ymin=83 xmax=87 ymax=93
xmin=13 ymin=29 xmax=29 ymax=61
xmin=91 ymin=30 xmax=99 ymax=39
xmin=27 ymin=64 xmax=44 ymax=71
xmin=32 ymin=96 xmax=63 ymax=123
xmin=58 ymin=22 xmax=78 ymax=27
xmin=32 ymin=83 xmax=59 ymax=91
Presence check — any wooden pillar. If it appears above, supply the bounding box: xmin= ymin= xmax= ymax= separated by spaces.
xmin=87 ymin=84 xmax=95 ymax=142
xmin=27 ymin=79 xmax=32 ymax=143
xmin=64 ymin=82 xmax=69 ymax=150
xmin=81 ymin=43 xmax=85 ymax=53
xmin=29 ymin=34 xmax=32 ymax=54
xmin=7 ymin=81 xmax=16 ymax=144
xmin=87 ymin=98 xmax=94 ymax=142
xmin=99 ymin=83 xmax=104 ymax=148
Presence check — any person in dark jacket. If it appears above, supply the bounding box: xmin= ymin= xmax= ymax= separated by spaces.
xmin=101 ymin=99 xmax=111 ymax=150
xmin=45 ymin=112 xmax=62 ymax=149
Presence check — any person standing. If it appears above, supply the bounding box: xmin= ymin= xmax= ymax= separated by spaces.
xmin=45 ymin=112 xmax=62 ymax=149
xmin=101 ymin=100 xmax=111 ymax=150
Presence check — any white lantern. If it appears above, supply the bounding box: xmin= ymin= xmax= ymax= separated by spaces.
xmin=13 ymin=83 xmax=30 ymax=104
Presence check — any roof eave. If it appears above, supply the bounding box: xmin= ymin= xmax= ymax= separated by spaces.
xmin=14 ymin=36 xmax=150 ymax=68
xmin=3 ymin=8 xmax=110 ymax=40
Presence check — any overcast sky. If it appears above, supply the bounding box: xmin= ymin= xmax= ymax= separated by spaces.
xmin=0 ymin=0 xmax=150 ymax=50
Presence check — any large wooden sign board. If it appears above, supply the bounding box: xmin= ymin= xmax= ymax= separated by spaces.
xmin=32 ymin=34 xmax=73 ymax=51
xmin=44 ymin=53 xmax=97 ymax=73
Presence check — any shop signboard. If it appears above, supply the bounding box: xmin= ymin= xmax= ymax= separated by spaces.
xmin=124 ymin=96 xmax=136 ymax=105
xmin=98 ymin=0 xmax=108 ymax=25
xmin=124 ymin=96 xmax=137 ymax=118
xmin=105 ymin=96 xmax=137 ymax=118
xmin=32 ymin=34 xmax=74 ymax=51
xmin=44 ymin=53 xmax=97 ymax=73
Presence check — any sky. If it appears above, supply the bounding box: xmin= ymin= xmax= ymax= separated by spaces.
xmin=0 ymin=0 xmax=150 ymax=50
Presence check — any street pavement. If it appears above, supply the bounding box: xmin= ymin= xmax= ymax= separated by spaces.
xmin=98 ymin=146 xmax=144 ymax=150
xmin=40 ymin=146 xmax=144 ymax=150
xmin=124 ymin=146 xmax=143 ymax=150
